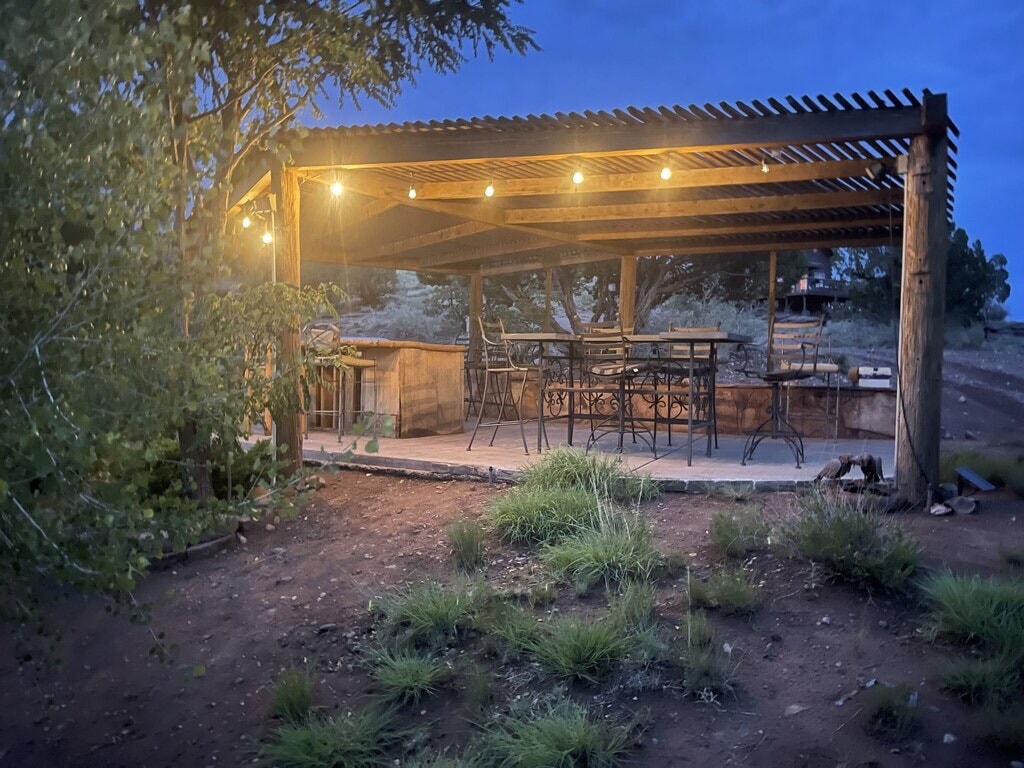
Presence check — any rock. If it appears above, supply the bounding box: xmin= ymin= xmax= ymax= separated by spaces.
xmin=958 ymin=395 xmax=967 ymax=404
xmin=964 ymin=430 xmax=978 ymax=440
xmin=271 ymin=547 xmax=286 ymax=556
xmin=878 ymin=620 xmax=888 ymax=629
xmin=930 ymin=503 xmax=954 ymax=517
xmin=265 ymin=524 xmax=276 ymax=532
xmin=236 ymin=533 xmax=247 ymax=544
xmin=943 ymin=733 xmax=957 ymax=744
xmin=943 ymin=430 xmax=954 ymax=440
xmin=818 ymin=616 xmax=831 ymax=626
xmin=275 ymin=576 xmax=293 ymax=585
xmin=784 ymin=704 xmax=808 ymax=717
xmin=316 ymin=623 xmax=337 ymax=634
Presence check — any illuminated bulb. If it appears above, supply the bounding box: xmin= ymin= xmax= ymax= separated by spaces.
xmin=408 ymin=185 xmax=417 ymax=199
xmin=241 ymin=215 xmax=252 ymax=229
xmin=330 ymin=180 xmax=343 ymax=197
xmin=261 ymin=230 xmax=273 ymax=245
xmin=761 ymin=159 xmax=769 ymax=174
xmin=572 ymin=170 xmax=584 ymax=185
xmin=660 ymin=166 xmax=672 ymax=181
xmin=484 ymin=182 xmax=495 ymax=198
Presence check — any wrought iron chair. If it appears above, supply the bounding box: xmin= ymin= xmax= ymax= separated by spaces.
xmin=466 ymin=318 xmax=532 ymax=454
xmin=740 ymin=315 xmax=827 ymax=468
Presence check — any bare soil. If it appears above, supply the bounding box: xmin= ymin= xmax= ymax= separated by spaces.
xmin=2 ymin=469 xmax=1023 ymax=768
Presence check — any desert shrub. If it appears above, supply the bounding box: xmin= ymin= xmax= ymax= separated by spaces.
xmin=368 ymin=649 xmax=443 ymax=705
xmin=828 ymin=317 xmax=896 ymax=349
xmin=941 ymin=656 xmax=1019 ymax=706
xmin=271 ymin=667 xmax=314 ymax=724
xmin=375 ymin=581 xmax=480 ymax=649
xmin=709 ymin=508 xmax=767 ymax=558
xmin=687 ymin=569 xmax=759 ymax=615
xmin=861 ymin=684 xmax=918 ymax=741
xmin=474 ymin=601 xmax=541 ymax=652
xmin=542 ymin=511 xmax=661 ymax=594
xmin=778 ymin=491 xmax=920 ymax=590
xmin=921 ymin=572 xmax=1024 ymax=652
xmin=447 ymin=518 xmax=486 ymax=571
xmin=524 ymin=617 xmax=633 ymax=682
xmin=473 ymin=699 xmax=636 ymax=768
xmin=608 ymin=580 xmax=657 ymax=630
xmin=519 ymin=447 xmax=660 ymax=503
xmin=684 ymin=610 xmax=715 ymax=649
xmin=263 ymin=708 xmax=408 ymax=768
xmin=488 ymin=487 xmax=599 ymax=544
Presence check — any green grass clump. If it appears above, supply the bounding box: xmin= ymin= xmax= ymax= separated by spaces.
xmin=608 ymin=580 xmax=657 ymax=630
xmin=474 ymin=699 xmax=636 ymax=768
xmin=709 ymin=508 xmax=767 ymax=558
xmin=488 ymin=487 xmax=599 ymax=544
xmin=861 ymin=684 xmax=918 ymax=741
xmin=684 ymin=610 xmax=715 ymax=649
xmin=475 ymin=601 xmax=541 ymax=652
xmin=525 ymin=616 xmax=633 ymax=682
xmin=271 ymin=667 xmax=314 ymax=724
xmin=686 ymin=569 xmax=759 ymax=615
xmin=369 ymin=649 xmax=444 ymax=705
xmin=941 ymin=656 xmax=1019 ymax=706
xmin=779 ymin=491 xmax=920 ymax=590
xmin=447 ymin=518 xmax=486 ymax=571
xmin=921 ymin=572 xmax=1024 ymax=651
xmin=519 ymin=447 xmax=660 ymax=503
xmin=542 ymin=511 xmax=661 ymax=594
xmin=979 ymin=704 xmax=1024 ymax=752
xmin=375 ymin=581 xmax=480 ymax=649
xmin=263 ymin=708 xmax=408 ymax=768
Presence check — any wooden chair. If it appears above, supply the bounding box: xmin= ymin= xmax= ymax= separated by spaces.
xmin=740 ymin=315 xmax=827 ymax=468
xmin=466 ymin=318 xmax=532 ymax=454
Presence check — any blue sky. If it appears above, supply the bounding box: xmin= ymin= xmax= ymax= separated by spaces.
xmin=319 ymin=0 xmax=1024 ymax=317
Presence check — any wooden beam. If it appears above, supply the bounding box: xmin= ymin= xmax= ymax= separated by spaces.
xmin=895 ymin=93 xmax=949 ymax=507
xmin=618 ymin=256 xmax=637 ymax=332
xmin=361 ymin=221 xmax=493 ymax=260
xmin=506 ymin=189 xmax=892 ymax=225
xmin=481 ymin=250 xmax=620 ymax=276
xmin=373 ymin=158 xmax=895 ymax=200
xmin=392 ymin=239 xmax=555 ymax=270
xmin=289 ymin=105 xmax=925 ymax=168
xmin=469 ymin=273 xmax=483 ymax=360
xmin=271 ymin=166 xmax=303 ymax=474
xmin=581 ymin=216 xmax=897 ymax=242
xmin=632 ymin=235 xmax=893 ymax=257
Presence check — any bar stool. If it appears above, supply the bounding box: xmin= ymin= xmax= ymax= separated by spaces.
xmin=467 ymin=318 xmax=532 ymax=454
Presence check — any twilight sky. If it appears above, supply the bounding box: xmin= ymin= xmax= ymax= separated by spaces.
xmin=318 ymin=0 xmax=1024 ymax=317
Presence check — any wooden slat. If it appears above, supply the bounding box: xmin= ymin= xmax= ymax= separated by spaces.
xmin=630 ymin=234 xmax=895 ymax=257
xmin=579 ymin=215 xmax=896 ymax=242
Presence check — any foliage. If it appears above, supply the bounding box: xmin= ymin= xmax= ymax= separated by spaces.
xmin=487 ymin=487 xmax=600 ymax=544
xmin=679 ymin=611 xmax=731 ymax=700
xmin=921 ymin=572 xmax=1024 ymax=652
xmin=447 ymin=518 xmax=487 ymax=571
xmin=684 ymin=610 xmax=715 ymax=650
xmin=262 ymin=708 xmax=409 ymax=768
xmin=541 ymin=511 xmax=662 ymax=594
xmin=374 ymin=581 xmax=481 ymax=649
xmin=778 ymin=491 xmax=920 ymax=590
xmin=519 ymin=447 xmax=660 ymax=503
xmin=686 ymin=569 xmax=759 ymax=615
xmin=861 ymin=684 xmax=918 ymax=741
xmin=473 ymin=699 xmax=637 ymax=768
xmin=271 ymin=667 xmax=315 ymax=724
xmin=524 ymin=616 xmax=633 ymax=682
xmin=608 ymin=580 xmax=658 ymax=630
xmin=368 ymin=649 xmax=444 ymax=705
xmin=941 ymin=656 xmax=1019 ymax=707
xmin=709 ymin=508 xmax=768 ymax=558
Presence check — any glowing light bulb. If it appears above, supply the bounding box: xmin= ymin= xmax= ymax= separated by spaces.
xmin=262 ymin=231 xmax=273 ymax=244
xmin=484 ymin=182 xmax=495 ymax=198
xmin=660 ymin=166 xmax=672 ymax=181
xmin=408 ymin=185 xmax=417 ymax=199
xmin=330 ymin=180 xmax=343 ymax=197
xmin=761 ymin=159 xmax=770 ymax=174
xmin=572 ymin=170 xmax=584 ymax=185
xmin=241 ymin=215 xmax=252 ymax=229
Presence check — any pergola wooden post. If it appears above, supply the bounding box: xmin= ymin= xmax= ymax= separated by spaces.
xmin=895 ymin=93 xmax=949 ymax=507
xmin=468 ymin=272 xmax=483 ymax=357
xmin=272 ymin=165 xmax=303 ymax=474
xmin=618 ymin=256 xmax=637 ymax=331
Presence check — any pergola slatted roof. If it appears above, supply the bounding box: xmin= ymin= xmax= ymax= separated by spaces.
xmin=233 ymin=89 xmax=956 ymax=276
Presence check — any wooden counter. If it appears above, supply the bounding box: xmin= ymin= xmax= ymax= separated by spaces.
xmin=339 ymin=338 xmax=465 ymax=438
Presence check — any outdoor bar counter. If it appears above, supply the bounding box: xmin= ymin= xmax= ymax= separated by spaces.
xmin=338 ymin=338 xmax=465 ymax=438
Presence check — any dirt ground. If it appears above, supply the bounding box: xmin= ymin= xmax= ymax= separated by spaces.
xmin=3 ymin=341 xmax=1024 ymax=768
xmin=2 ymin=468 xmax=1023 ymax=768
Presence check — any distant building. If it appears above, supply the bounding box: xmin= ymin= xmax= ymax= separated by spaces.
xmin=778 ymin=248 xmax=849 ymax=315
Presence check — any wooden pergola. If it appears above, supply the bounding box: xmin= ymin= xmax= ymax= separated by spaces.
xmin=232 ymin=89 xmax=957 ymax=506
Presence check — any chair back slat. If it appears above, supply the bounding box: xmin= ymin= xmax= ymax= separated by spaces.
xmin=667 ymin=322 xmax=720 ymax=360
xmin=478 ymin=317 xmax=512 ymax=369
xmin=768 ymin=316 xmax=824 ymax=373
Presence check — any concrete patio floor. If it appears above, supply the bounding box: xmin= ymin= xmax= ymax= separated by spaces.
xmin=297 ymin=420 xmax=894 ymax=492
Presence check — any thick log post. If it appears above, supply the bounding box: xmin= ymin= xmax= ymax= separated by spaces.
xmin=618 ymin=255 xmax=637 ymax=331
xmin=272 ymin=166 xmax=303 ymax=474
xmin=767 ymin=250 xmax=777 ymax=366
xmin=895 ymin=93 xmax=949 ymax=507
xmin=468 ymin=272 xmax=483 ymax=357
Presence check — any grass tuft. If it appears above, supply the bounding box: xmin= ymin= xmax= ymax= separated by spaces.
xmin=941 ymin=656 xmax=1019 ymax=706
xmin=519 ymin=447 xmax=660 ymax=503
xmin=709 ymin=508 xmax=767 ymax=558
xmin=375 ymin=581 xmax=480 ymax=649
xmin=525 ymin=616 xmax=633 ymax=682
xmin=778 ymin=491 xmax=920 ymax=590
xmin=979 ymin=704 xmax=1024 ymax=752
xmin=861 ymin=683 xmax=918 ymax=741
xmin=474 ymin=699 xmax=637 ymax=768
xmin=608 ymin=580 xmax=657 ymax=630
xmin=542 ymin=510 xmax=661 ymax=594
xmin=368 ymin=648 xmax=444 ymax=705
xmin=262 ymin=708 xmax=408 ymax=768
xmin=447 ymin=518 xmax=486 ymax=571
xmin=684 ymin=610 xmax=715 ymax=649
xmin=270 ymin=667 xmax=314 ymax=724
xmin=921 ymin=571 xmax=1024 ymax=652
xmin=488 ymin=487 xmax=600 ymax=544
xmin=474 ymin=601 xmax=541 ymax=652
xmin=687 ymin=569 xmax=759 ymax=615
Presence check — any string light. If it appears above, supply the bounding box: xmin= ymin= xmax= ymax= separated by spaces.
xmin=262 ymin=230 xmax=273 ymax=245
xmin=660 ymin=166 xmax=672 ymax=181
xmin=241 ymin=215 xmax=252 ymax=229
xmin=484 ymin=182 xmax=495 ymax=198
xmin=330 ymin=180 xmax=343 ymax=197
xmin=407 ymin=185 xmax=417 ymax=199
xmin=571 ymin=169 xmax=584 ymax=185
xmin=761 ymin=158 xmax=770 ymax=174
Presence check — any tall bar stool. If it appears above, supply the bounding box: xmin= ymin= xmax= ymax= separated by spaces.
xmin=467 ymin=318 xmax=532 ymax=454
